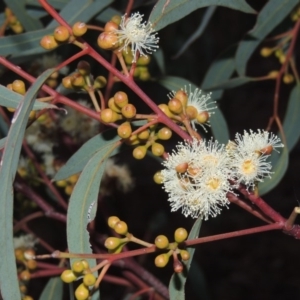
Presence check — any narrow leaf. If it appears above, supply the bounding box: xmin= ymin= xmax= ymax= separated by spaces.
xmin=4 ymin=0 xmax=43 ymax=31
xmin=201 ymin=47 xmax=236 ymax=100
xmin=159 ymin=76 xmax=194 ymax=92
xmin=0 ymin=27 xmax=53 ymax=56
xmin=204 ymin=76 xmax=253 ymax=90
xmin=153 ymin=48 xmax=166 ymax=75
xmin=235 ymin=0 xmax=298 ymax=76
xmin=282 ymin=84 xmax=300 ymax=151
xmin=150 ymin=0 xmax=255 ymax=31
xmin=0 ymin=137 xmax=6 ymax=150
xmin=173 ymin=6 xmax=217 ymax=59
xmin=39 ymin=276 xmax=63 ymax=300
xmin=25 ymin=0 xmax=69 ymax=9
xmin=67 ymin=143 xmax=119 ymax=269
xmin=95 ymin=7 xmax=121 ymax=23
xmin=210 ymin=108 xmax=229 ymax=144
xmin=169 ymin=218 xmax=202 ymax=299
xmin=0 ymin=68 xmax=54 ymax=300
xmin=53 ymin=132 xmax=120 ymax=181
xmin=47 ymin=0 xmax=113 ymax=27
xmin=0 ymin=85 xmax=57 ymax=110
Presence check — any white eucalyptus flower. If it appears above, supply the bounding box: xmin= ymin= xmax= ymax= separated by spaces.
xmin=231 ymin=151 xmax=273 ymax=188
xmin=234 ymin=129 xmax=284 ymax=155
xmin=186 ymin=86 xmax=216 ymax=131
xmin=161 ymin=139 xmax=233 ymax=220
xmin=115 ymin=13 xmax=159 ymax=62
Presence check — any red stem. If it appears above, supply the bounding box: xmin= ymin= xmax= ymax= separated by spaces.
xmin=239 ymin=187 xmax=286 ymax=223
xmin=185 ymin=222 xmax=283 ymax=246
xmin=227 ymin=192 xmax=272 ymax=223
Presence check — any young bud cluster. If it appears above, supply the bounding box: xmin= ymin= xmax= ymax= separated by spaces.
xmin=160 ymin=85 xmax=216 ymax=132
xmin=61 ymin=259 xmax=94 ymax=300
xmin=97 ymin=17 xmax=120 ymax=50
xmin=5 ymin=8 xmax=24 ymax=33
xmin=55 ymin=173 xmax=80 ymax=196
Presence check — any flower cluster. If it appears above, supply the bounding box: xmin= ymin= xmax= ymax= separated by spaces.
xmin=183 ymin=86 xmax=215 ymax=131
xmin=167 ymin=85 xmax=216 ymax=132
xmin=115 ymin=13 xmax=159 ymax=62
xmin=161 ymin=130 xmax=284 ymax=220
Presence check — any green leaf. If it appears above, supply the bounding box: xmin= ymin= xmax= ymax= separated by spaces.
xmin=258 ymin=147 xmax=289 ymax=195
xmin=47 ymin=0 xmax=114 ymax=27
xmin=153 ymin=48 xmax=166 ymax=75
xmin=0 ymin=68 xmax=54 ymax=300
xmin=0 ymin=27 xmax=53 ymax=56
xmin=53 ymin=131 xmax=120 ymax=181
xmin=169 ymin=218 xmax=202 ymax=299
xmin=201 ymin=47 xmax=236 ymax=99
xmin=0 ymin=84 xmax=57 ymax=110
xmin=210 ymin=108 xmax=229 ymax=144
xmin=149 ymin=0 xmax=255 ymax=31
xmin=4 ymin=0 xmax=43 ymax=31
xmin=172 ymin=6 xmax=217 ymax=58
xmin=0 ymin=137 xmax=6 ymax=150
xmin=25 ymin=0 xmax=69 ymax=9
xmin=91 ymin=290 xmax=100 ymax=300
xmin=67 ymin=143 xmax=119 ymax=269
xmin=282 ymin=84 xmax=300 ymax=151
xmin=159 ymin=75 xmax=194 ymax=91
xmin=235 ymin=0 xmax=298 ymax=76
xmin=204 ymin=76 xmax=253 ymax=90
xmin=95 ymin=7 xmax=120 ymax=23
xmin=39 ymin=276 xmax=63 ymax=300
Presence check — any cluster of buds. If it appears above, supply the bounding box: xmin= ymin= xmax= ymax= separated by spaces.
xmin=62 ymin=60 xmax=107 ymax=92
xmin=97 ymin=16 xmax=121 ymax=51
xmin=61 ymin=260 xmax=97 ymax=300
xmin=130 ymin=125 xmax=172 ymax=160
xmin=102 ymin=92 xmax=173 ymax=159
xmin=260 ymin=47 xmax=294 ymax=84
xmin=5 ymin=8 xmax=24 ymax=33
xmin=122 ymin=46 xmax=152 ymax=80
xmin=40 ymin=22 xmax=87 ymax=50
xmin=15 ymin=248 xmax=36 ymax=300
xmin=6 ymin=80 xmax=36 ymax=120
xmin=159 ymin=86 xmax=215 ymax=133
xmin=104 ymin=216 xmax=129 ymax=253
xmin=101 ymin=91 xmax=135 ymax=124
xmin=154 ymin=228 xmax=190 ymax=273
xmin=55 ymin=173 xmax=80 ymax=195
xmin=98 ymin=13 xmax=159 ymax=63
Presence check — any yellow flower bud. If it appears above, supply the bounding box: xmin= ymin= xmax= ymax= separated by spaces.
xmin=72 ymin=22 xmax=87 ymax=37
xmin=133 ymin=146 xmax=147 ymax=159
xmin=40 ymin=35 xmax=58 ymax=50
xmin=53 ymin=26 xmax=70 ymax=42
